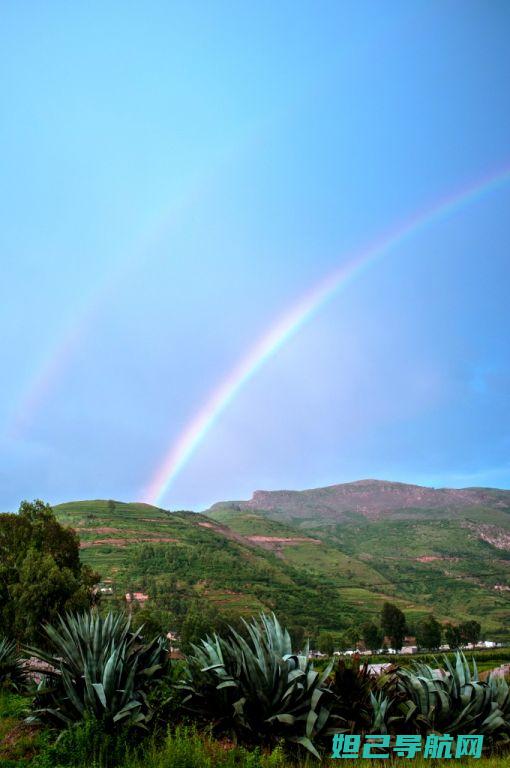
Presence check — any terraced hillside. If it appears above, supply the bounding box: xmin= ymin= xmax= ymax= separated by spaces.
xmin=207 ymin=480 xmax=510 ymax=639
xmin=53 ymin=482 xmax=510 ymax=639
xmin=54 ymin=500 xmax=391 ymax=633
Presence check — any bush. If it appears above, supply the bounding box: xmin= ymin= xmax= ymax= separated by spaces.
xmin=329 ymin=659 xmax=379 ymax=733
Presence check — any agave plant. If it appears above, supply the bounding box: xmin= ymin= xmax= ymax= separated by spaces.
xmin=180 ymin=613 xmax=341 ymax=757
xmin=391 ymin=652 xmax=510 ymax=743
xmin=26 ymin=611 xmax=169 ymax=731
xmin=484 ymin=671 xmax=510 ymax=746
xmin=328 ymin=659 xmax=378 ymax=733
xmin=0 ymin=635 xmax=27 ymax=690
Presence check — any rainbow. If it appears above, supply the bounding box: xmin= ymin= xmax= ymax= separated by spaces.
xmin=5 ymin=157 xmax=232 ymax=440
xmin=144 ymin=162 xmax=510 ymax=506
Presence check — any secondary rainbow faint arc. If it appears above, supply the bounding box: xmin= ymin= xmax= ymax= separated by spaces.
xmin=145 ymin=163 xmax=510 ymax=506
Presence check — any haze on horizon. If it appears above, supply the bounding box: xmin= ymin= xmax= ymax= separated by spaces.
xmin=1 ymin=1 xmax=510 ymax=512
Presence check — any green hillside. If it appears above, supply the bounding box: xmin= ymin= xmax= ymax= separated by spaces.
xmin=53 ymin=484 xmax=510 ymax=640
xmin=206 ymin=481 xmax=510 ymax=639
xmin=53 ymin=500 xmax=373 ymax=634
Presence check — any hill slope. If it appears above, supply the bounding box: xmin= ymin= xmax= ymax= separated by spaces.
xmin=53 ymin=500 xmax=385 ymax=633
xmin=52 ymin=481 xmax=510 ymax=640
xmin=206 ymin=480 xmax=510 ymax=638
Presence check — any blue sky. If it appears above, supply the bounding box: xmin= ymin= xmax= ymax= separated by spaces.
xmin=1 ymin=1 xmax=509 ymax=510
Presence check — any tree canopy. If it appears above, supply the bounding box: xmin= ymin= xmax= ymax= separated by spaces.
xmin=381 ymin=602 xmax=407 ymax=650
xmin=416 ymin=614 xmax=442 ymax=650
xmin=0 ymin=500 xmax=99 ymax=643
xmin=362 ymin=620 xmax=383 ymax=651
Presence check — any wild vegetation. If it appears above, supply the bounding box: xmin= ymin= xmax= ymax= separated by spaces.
xmin=1 ymin=495 xmax=509 ymax=766
xmin=0 ymin=500 xmax=98 ymax=644
xmin=27 ymin=612 xmax=169 ymax=729
xmin=1 ymin=610 xmax=510 ymax=767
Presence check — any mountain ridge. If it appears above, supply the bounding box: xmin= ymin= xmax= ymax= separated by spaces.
xmin=208 ymin=479 xmax=510 ymax=522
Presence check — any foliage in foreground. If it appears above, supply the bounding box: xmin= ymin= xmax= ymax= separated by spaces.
xmin=391 ymin=652 xmax=510 ymax=745
xmin=0 ymin=635 xmax=27 ymax=690
xmin=26 ymin=612 xmax=169 ymax=730
xmin=180 ymin=613 xmax=339 ymax=757
xmin=3 ymin=609 xmax=510 ymax=767
xmin=2 ymin=710 xmax=510 ymax=768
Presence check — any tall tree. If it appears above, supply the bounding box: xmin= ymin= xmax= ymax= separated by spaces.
xmin=444 ymin=623 xmax=462 ymax=648
xmin=317 ymin=631 xmax=335 ymax=656
xmin=380 ymin=602 xmax=407 ymax=650
xmin=416 ymin=615 xmax=441 ymax=650
xmin=0 ymin=500 xmax=99 ymax=643
xmin=459 ymin=620 xmax=481 ymax=645
xmin=361 ymin=621 xmax=383 ymax=651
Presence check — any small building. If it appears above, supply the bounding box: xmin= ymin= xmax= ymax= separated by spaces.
xmin=401 ymin=645 xmax=418 ymax=655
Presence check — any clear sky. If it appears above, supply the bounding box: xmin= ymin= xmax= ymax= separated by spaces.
xmin=1 ymin=1 xmax=509 ymax=511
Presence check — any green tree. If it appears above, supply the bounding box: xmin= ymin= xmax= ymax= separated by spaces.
xmin=381 ymin=602 xmax=407 ymax=650
xmin=317 ymin=631 xmax=335 ymax=656
xmin=459 ymin=620 xmax=481 ymax=645
xmin=444 ymin=623 xmax=462 ymax=648
xmin=131 ymin=605 xmax=173 ymax=639
xmin=0 ymin=500 xmax=98 ymax=643
xmin=361 ymin=621 xmax=383 ymax=651
xmin=416 ymin=615 xmax=441 ymax=650
xmin=288 ymin=624 xmax=306 ymax=651
xmin=180 ymin=601 xmax=219 ymax=651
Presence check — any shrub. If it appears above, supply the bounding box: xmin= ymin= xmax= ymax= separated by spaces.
xmin=329 ymin=659 xmax=381 ymax=733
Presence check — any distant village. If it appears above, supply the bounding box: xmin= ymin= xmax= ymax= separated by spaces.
xmin=97 ymin=581 xmax=503 ymax=665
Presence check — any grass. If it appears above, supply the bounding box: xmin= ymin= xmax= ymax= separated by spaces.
xmin=0 ymin=690 xmax=43 ymax=767
xmin=2 ymin=691 xmax=510 ymax=767
xmin=32 ymin=725 xmax=510 ymax=768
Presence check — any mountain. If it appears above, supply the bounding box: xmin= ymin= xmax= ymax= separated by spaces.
xmin=52 ymin=480 xmax=510 ymax=640
xmin=208 ymin=479 xmax=510 ymax=522
xmin=206 ymin=480 xmax=510 ymax=638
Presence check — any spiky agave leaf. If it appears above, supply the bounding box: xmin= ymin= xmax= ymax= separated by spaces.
xmin=180 ymin=612 xmax=340 ymax=756
xmin=0 ymin=635 xmax=27 ymax=690
xmin=26 ymin=611 xmax=169 ymax=731
xmin=391 ymin=651 xmax=510 ymax=743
